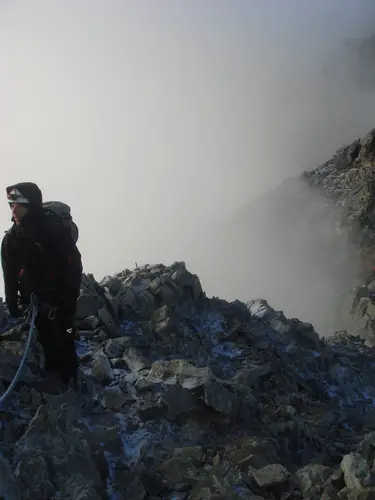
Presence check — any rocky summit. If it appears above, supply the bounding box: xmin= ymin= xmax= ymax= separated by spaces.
xmin=5 ymin=128 xmax=375 ymax=499
xmin=1 ymin=259 xmax=375 ymax=499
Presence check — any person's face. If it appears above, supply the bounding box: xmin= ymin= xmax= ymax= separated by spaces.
xmin=9 ymin=203 xmax=28 ymax=225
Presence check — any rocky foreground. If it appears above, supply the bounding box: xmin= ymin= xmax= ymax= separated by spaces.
xmin=0 ymin=262 xmax=375 ymax=499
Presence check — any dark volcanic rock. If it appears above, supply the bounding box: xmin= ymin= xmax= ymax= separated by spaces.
xmin=1 ymin=259 xmax=375 ymax=498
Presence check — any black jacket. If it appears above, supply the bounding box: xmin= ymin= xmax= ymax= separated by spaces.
xmin=1 ymin=203 xmax=82 ymax=318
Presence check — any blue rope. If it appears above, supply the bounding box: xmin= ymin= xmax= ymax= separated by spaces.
xmin=0 ymin=304 xmax=38 ymax=410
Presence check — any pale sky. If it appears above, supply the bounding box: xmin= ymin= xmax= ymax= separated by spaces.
xmin=1 ymin=1 xmax=375 ymax=331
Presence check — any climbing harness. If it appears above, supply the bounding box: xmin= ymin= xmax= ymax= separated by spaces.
xmin=0 ymin=295 xmax=39 ymax=410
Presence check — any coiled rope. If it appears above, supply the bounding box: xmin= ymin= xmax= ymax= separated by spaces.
xmin=0 ymin=296 xmax=38 ymax=410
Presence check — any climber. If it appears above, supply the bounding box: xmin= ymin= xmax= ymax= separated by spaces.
xmin=1 ymin=182 xmax=83 ymax=386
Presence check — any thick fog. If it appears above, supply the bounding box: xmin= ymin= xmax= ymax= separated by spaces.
xmin=1 ymin=0 xmax=375 ymax=333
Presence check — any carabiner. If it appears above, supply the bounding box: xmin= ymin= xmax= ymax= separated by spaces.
xmin=47 ymin=307 xmax=57 ymax=320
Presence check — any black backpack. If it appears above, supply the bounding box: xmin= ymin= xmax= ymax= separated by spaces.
xmin=43 ymin=201 xmax=79 ymax=244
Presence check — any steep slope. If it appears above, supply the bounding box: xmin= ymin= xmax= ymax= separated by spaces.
xmin=302 ymin=128 xmax=375 ymax=340
xmin=303 ymin=128 xmax=375 ymax=256
xmin=212 ymin=127 xmax=375 ymax=337
xmin=207 ymin=167 xmax=359 ymax=335
xmin=1 ymin=262 xmax=375 ymax=499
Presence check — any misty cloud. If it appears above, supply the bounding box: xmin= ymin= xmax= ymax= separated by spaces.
xmin=0 ymin=1 xmax=375 ymax=333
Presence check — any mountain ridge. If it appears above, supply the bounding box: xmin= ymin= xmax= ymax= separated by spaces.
xmin=2 ymin=128 xmax=375 ymax=498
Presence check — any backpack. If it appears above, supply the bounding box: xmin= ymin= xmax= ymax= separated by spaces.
xmin=43 ymin=201 xmax=79 ymax=244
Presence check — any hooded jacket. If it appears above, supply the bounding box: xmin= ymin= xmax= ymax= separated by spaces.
xmin=1 ymin=182 xmax=82 ymax=317
xmin=6 ymin=182 xmax=43 ymax=207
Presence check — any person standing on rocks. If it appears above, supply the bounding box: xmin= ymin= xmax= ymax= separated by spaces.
xmin=1 ymin=182 xmax=82 ymax=387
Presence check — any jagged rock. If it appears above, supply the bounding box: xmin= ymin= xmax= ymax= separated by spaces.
xmin=94 ymin=330 xmax=107 ymax=342
xmin=157 ymin=455 xmax=200 ymax=486
xmin=0 ymin=340 xmax=36 ymax=383
xmin=76 ymin=293 xmax=103 ymax=319
xmin=147 ymin=359 xmax=208 ymax=388
xmin=161 ymin=385 xmax=199 ymax=419
xmin=110 ymin=470 xmax=146 ymax=500
xmin=5 ymin=252 xmax=375 ymax=498
xmin=152 ymin=305 xmax=170 ymax=324
xmin=14 ymin=404 xmax=104 ymax=499
xmin=191 ymin=468 xmax=260 ymax=499
xmin=346 ymin=489 xmax=375 ymax=500
xmin=250 ymin=463 xmax=290 ymax=489
xmin=0 ymin=321 xmax=26 ymax=341
xmin=135 ymin=289 xmax=155 ymax=317
xmin=123 ymin=347 xmax=150 ymax=372
xmin=78 ymin=329 xmax=97 ymax=339
xmin=101 ymin=386 xmax=127 ymax=410
xmin=101 ymin=276 xmax=125 ymax=296
xmin=341 ymin=453 xmax=372 ymax=490
xmin=91 ymin=352 xmax=114 ymax=382
xmin=79 ymin=315 xmax=100 ymax=330
xmin=156 ymin=284 xmax=176 ymax=308
xmin=357 ymin=433 xmax=375 ymax=463
xmin=204 ymin=377 xmax=240 ymax=415
xmin=104 ymin=337 xmax=132 ymax=358
xmin=15 ymin=454 xmax=56 ymax=499
xmin=224 ymin=436 xmax=279 ymax=470
xmin=154 ymin=316 xmax=178 ymax=337
xmin=119 ymin=287 xmax=138 ymax=312
xmin=296 ymin=464 xmax=334 ymax=496
xmin=0 ymin=456 xmax=23 ymax=500
xmin=103 ymin=290 xmax=120 ymax=318
xmin=232 ymin=364 xmax=271 ymax=386
xmin=97 ymin=306 xmax=115 ymax=328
